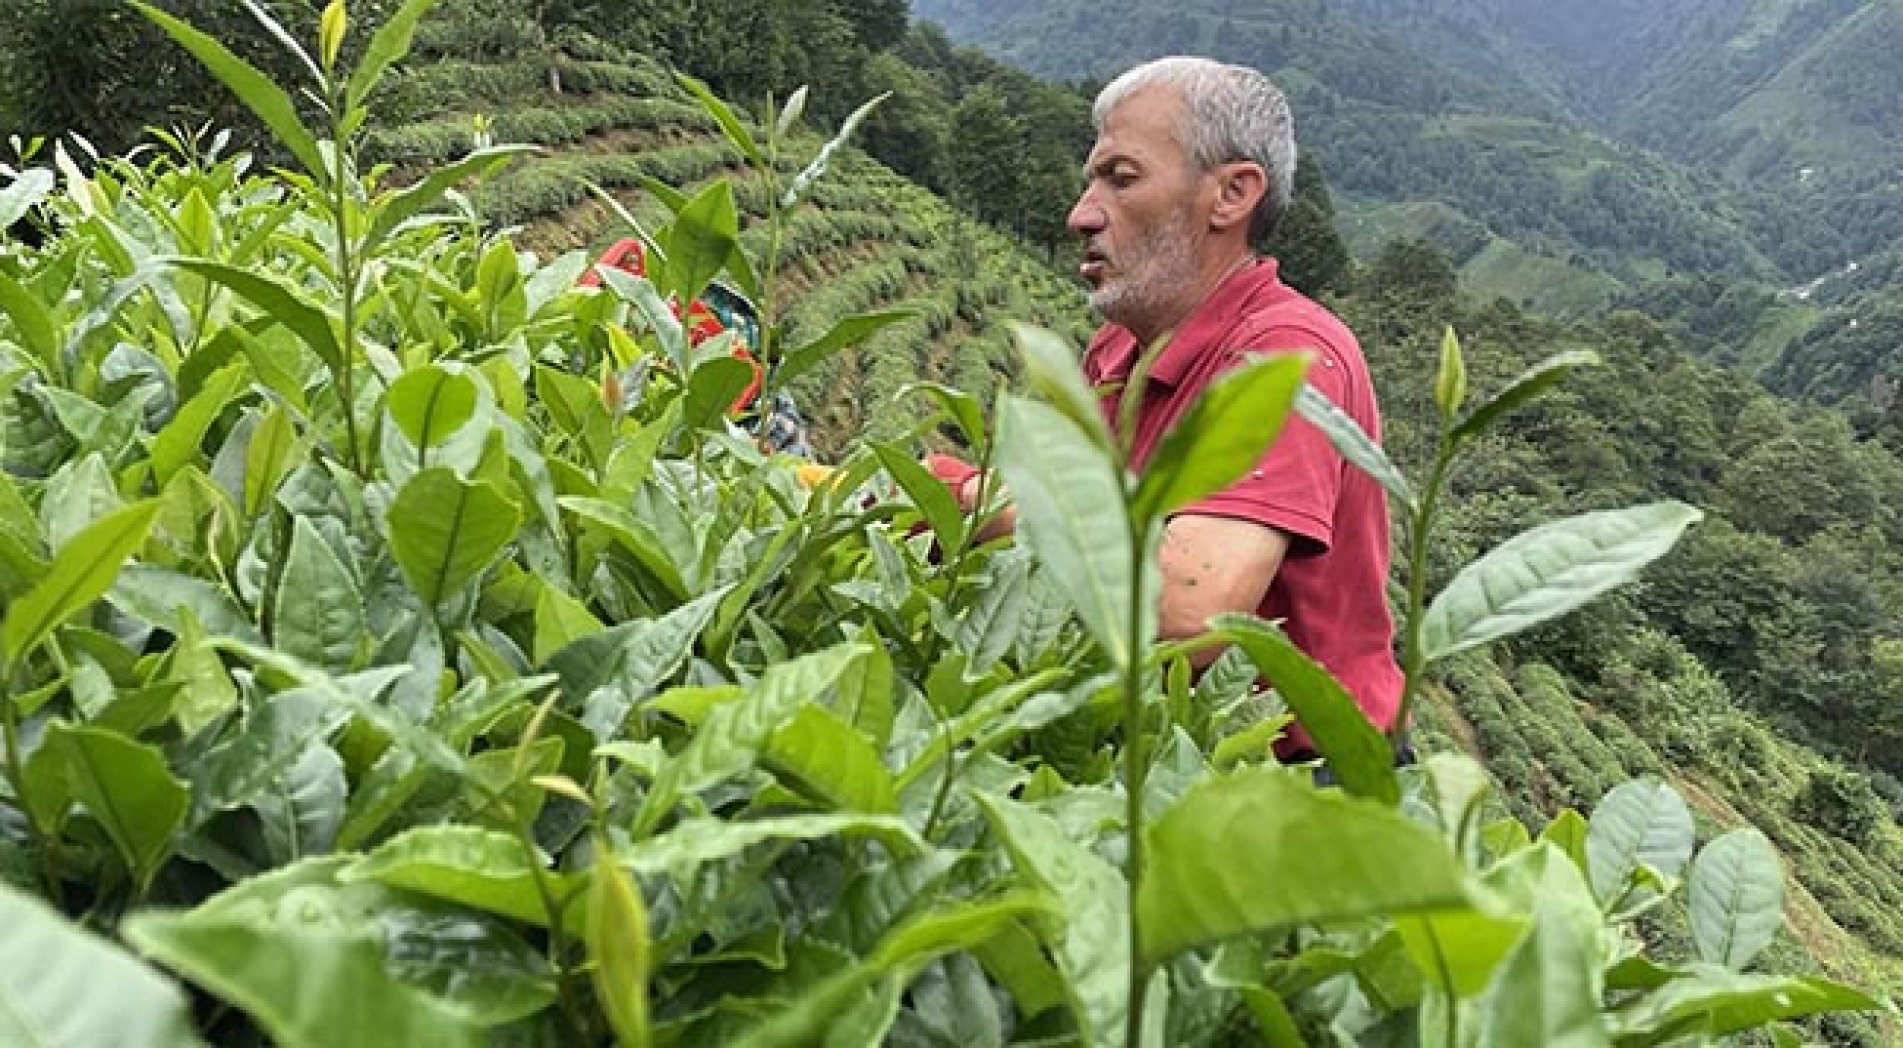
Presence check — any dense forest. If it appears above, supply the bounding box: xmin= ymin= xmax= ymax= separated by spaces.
xmin=1 ymin=0 xmax=1900 ymax=1042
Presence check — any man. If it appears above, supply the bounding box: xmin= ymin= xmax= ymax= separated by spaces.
xmin=941 ymin=56 xmax=1403 ymax=751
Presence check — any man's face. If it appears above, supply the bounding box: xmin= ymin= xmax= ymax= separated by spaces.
xmin=1067 ymin=86 xmax=1212 ymax=333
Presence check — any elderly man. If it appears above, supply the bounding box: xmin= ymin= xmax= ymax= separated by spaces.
xmin=940 ymin=55 xmax=1403 ymax=752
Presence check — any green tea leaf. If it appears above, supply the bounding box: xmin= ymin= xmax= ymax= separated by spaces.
xmin=167 ymin=258 xmax=344 ymax=372
xmin=131 ymin=3 xmax=325 ymax=175
xmin=150 ymin=362 xmax=247 ymax=485
xmin=621 ymin=813 xmax=920 ymax=882
xmin=41 ymin=723 xmax=188 ymax=891
xmin=1540 ymin=808 xmax=1592 ymax=877
xmin=2 ymin=499 xmax=158 ymax=672
xmin=0 ymin=269 xmax=60 ymax=377
xmin=682 ymin=355 xmax=756 ymax=431
xmin=1213 ymin=615 xmax=1397 ymax=804
xmin=1434 ymin=325 xmax=1467 ymax=421
xmin=731 ymin=893 xmax=1050 ymax=1048
xmin=1293 ymin=383 xmax=1415 ymax=512
xmin=1136 ymin=768 xmax=1475 ymax=967
xmin=675 ymin=72 xmax=763 ymax=170
xmin=1610 ymin=968 xmax=1883 ymax=1045
xmin=0 ymin=167 xmax=54 ymax=229
xmin=386 ymin=363 xmax=479 ymax=466
xmin=588 ymin=843 xmax=652 ymax=1048
xmin=596 ymin=267 xmax=686 ymax=372
xmin=1479 ymin=905 xmax=1611 ymax=1047
xmin=778 ymin=310 xmax=912 ymax=388
xmin=124 ymin=909 xmax=482 ymax=1048
xmin=344 ymin=0 xmax=435 ymax=111
xmin=0 ymin=882 xmax=203 ymax=1048
xmin=996 ymin=393 xmax=1147 ymax=670
xmin=1586 ymin=777 xmax=1695 ymax=908
xmin=1687 ymin=828 xmax=1784 ymax=971
xmin=389 ymin=467 xmax=520 ymax=607
xmin=1395 ymin=909 xmax=1527 ymax=999
xmin=872 ymin=440 xmax=965 ymax=552
xmin=972 ymin=792 xmax=1128 ymax=1045
xmin=243 ymin=402 xmax=302 ymax=519
xmin=192 ymin=685 xmax=349 ymax=819
xmin=345 ymin=824 xmax=583 ymax=932
xmin=1421 ymin=502 xmax=1703 ymax=663
xmin=1451 ymin=349 xmax=1600 ymax=445
xmin=781 ymin=90 xmax=888 ymax=207
xmin=636 ymin=643 xmax=868 ymax=835
xmin=1132 ymin=353 xmax=1307 ymax=522
xmin=765 ymin=704 xmax=900 ymax=813
xmin=668 ymin=181 xmax=738 ymax=307
xmin=1007 ymin=322 xmax=1109 ymax=447
xmin=273 ymin=516 xmax=365 ymax=670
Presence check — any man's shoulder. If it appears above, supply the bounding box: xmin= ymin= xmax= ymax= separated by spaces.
xmin=1229 ymin=282 xmax=1358 ymax=356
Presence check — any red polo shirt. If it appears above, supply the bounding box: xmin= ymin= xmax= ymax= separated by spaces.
xmin=1082 ymin=258 xmax=1403 ymax=742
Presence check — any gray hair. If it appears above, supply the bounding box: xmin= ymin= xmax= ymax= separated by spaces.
xmin=1094 ymin=56 xmax=1297 ymax=243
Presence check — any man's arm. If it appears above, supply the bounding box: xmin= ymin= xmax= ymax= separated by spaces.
xmin=1157 ymin=514 xmax=1288 ymax=667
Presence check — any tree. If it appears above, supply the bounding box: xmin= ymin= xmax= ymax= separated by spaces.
xmin=1262 ymin=153 xmax=1350 ymax=296
xmin=946 ymin=83 xmax=1024 ymax=228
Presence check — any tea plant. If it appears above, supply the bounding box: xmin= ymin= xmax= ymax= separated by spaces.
xmin=0 ymin=2 xmax=1890 ymax=1046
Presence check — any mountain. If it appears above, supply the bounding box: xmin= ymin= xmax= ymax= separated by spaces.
xmin=912 ymin=0 xmax=1903 ymax=405
xmin=912 ymin=0 xmax=1798 ymax=299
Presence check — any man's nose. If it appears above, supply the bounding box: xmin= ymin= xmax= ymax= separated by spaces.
xmin=1067 ymin=190 xmax=1104 ymax=236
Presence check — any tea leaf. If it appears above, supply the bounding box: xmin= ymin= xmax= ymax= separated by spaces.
xmin=0 ymin=269 xmax=60 ymax=377
xmin=1451 ymin=349 xmax=1600 ymax=444
xmin=40 ymin=723 xmax=188 ymax=891
xmin=1136 ymin=768 xmax=1474 ymax=967
xmin=668 ymin=181 xmax=738 ymax=307
xmin=1214 ymin=614 xmax=1398 ymax=804
xmin=166 ymin=259 xmax=343 ymax=374
xmin=2 ymin=499 xmax=158 ymax=672
xmin=996 ymin=394 xmax=1147 ymax=671
xmin=972 ymin=792 xmax=1128 ymax=1045
xmin=1132 ymin=353 xmax=1307 ymax=523
xmin=273 ymin=516 xmax=365 ymax=670
xmin=779 ymin=310 xmax=912 ymax=388
xmin=1293 ymin=384 xmax=1415 ymax=511
xmin=345 ymin=824 xmax=583 ymax=932
xmin=1421 ymin=502 xmax=1703 ymax=662
xmin=1687 ymin=829 xmax=1784 ymax=971
xmin=389 ymin=468 xmax=520 ymax=608
xmin=124 ymin=908 xmax=482 ymax=1048
xmin=1434 ymin=325 xmax=1467 ymax=421
xmin=1586 ymin=777 xmax=1695 ymax=908
xmin=0 ymin=882 xmax=202 ymax=1048
xmin=588 ymin=845 xmax=652 ymax=1048
xmin=0 ymin=167 xmax=55 ymax=229
xmin=1609 ymin=969 xmax=1884 ymax=1044
xmin=132 ymin=3 xmax=325 ymax=175
xmin=345 ymin=0 xmax=436 ymax=112
xmin=1478 ymin=905 xmax=1610 ymax=1047
xmin=621 ymin=813 xmax=920 ymax=881
xmin=386 ymin=363 xmax=479 ymax=465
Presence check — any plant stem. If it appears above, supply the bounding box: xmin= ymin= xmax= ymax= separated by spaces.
xmin=328 ymin=90 xmax=363 ymax=476
xmin=1393 ymin=439 xmax=1455 ymax=757
xmin=1 ymin=661 xmax=63 ymax=908
xmin=1123 ymin=506 xmax=1153 ymax=1047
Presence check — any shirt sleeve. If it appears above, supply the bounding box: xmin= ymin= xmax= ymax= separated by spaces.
xmin=1172 ymin=323 xmax=1352 ymax=555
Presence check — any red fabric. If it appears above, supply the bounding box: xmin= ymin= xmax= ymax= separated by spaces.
xmin=923 ymin=453 xmax=980 ymax=494
xmin=580 ymin=239 xmax=762 ymax=413
xmin=1083 ymin=258 xmax=1403 ymax=750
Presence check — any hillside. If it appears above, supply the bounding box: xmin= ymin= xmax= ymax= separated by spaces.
xmin=370 ymin=36 xmax=1089 ymax=455
xmin=911 ymin=0 xmax=1797 ymax=299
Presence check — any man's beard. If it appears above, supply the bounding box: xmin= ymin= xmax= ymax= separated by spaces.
xmin=1088 ymin=207 xmax=1199 ymax=334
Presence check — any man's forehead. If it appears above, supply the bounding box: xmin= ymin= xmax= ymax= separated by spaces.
xmin=1088 ymin=88 xmax=1188 ymax=165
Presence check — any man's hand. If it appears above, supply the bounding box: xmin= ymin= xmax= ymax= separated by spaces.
xmin=925 ymin=454 xmax=1016 ymax=543
xmin=1157 ymin=514 xmax=1288 ymax=665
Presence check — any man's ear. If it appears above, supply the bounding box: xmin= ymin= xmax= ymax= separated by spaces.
xmin=1208 ymin=162 xmax=1268 ymax=234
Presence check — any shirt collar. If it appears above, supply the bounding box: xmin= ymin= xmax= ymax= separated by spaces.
xmin=1146 ymin=256 xmax=1282 ymax=387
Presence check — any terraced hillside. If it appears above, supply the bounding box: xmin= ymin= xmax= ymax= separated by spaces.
xmin=370 ymin=41 xmax=1091 ymax=456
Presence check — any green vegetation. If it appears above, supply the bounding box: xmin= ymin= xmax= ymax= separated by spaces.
xmin=2 ymin=0 xmax=1902 ymax=1042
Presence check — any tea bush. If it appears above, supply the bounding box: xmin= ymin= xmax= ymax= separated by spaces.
xmin=0 ymin=2 xmax=1890 ymax=1045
